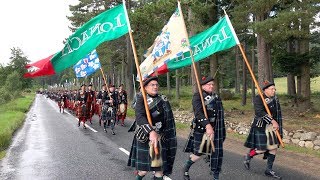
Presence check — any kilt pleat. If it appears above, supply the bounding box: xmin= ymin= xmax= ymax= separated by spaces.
xmin=128 ymin=137 xmax=170 ymax=172
xmin=184 ymin=130 xmax=224 ymax=173
xmin=244 ymin=127 xmax=268 ymax=150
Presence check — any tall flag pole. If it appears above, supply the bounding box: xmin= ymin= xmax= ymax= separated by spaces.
xmin=122 ymin=0 xmax=158 ymax=155
xmin=223 ymin=9 xmax=284 ymax=148
xmin=177 ymin=1 xmax=208 ymax=120
xmin=177 ymin=0 xmax=214 ymax=150
xmin=100 ymin=67 xmax=111 ymax=95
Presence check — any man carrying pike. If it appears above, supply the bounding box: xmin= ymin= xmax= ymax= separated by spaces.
xmin=183 ymin=76 xmax=226 ymax=180
xmin=243 ymin=80 xmax=283 ymax=179
xmin=127 ymin=76 xmax=177 ymax=180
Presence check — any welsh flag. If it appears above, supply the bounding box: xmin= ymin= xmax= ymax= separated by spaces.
xmin=24 ymin=4 xmax=128 ymax=78
xmin=23 ymin=54 xmax=55 ymax=78
xmin=142 ymin=15 xmax=239 ymax=76
xmin=139 ymin=8 xmax=189 ymax=80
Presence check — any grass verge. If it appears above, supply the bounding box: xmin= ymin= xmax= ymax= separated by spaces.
xmin=0 ymin=93 xmax=34 ymax=159
xmin=226 ymin=131 xmax=320 ymax=158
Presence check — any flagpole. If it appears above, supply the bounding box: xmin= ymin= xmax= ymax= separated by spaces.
xmin=122 ymin=0 xmax=158 ymax=155
xmin=100 ymin=67 xmax=111 ymax=95
xmin=177 ymin=0 xmax=214 ymax=150
xmin=223 ymin=10 xmax=284 ymax=148
xmin=177 ymin=1 xmax=208 ymax=120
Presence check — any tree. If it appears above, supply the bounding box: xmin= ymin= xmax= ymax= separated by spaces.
xmin=232 ymin=0 xmax=319 ymax=110
xmin=268 ymin=0 xmax=320 ymax=110
xmin=5 ymin=71 xmax=23 ymax=97
xmin=8 ymin=47 xmax=31 ymax=89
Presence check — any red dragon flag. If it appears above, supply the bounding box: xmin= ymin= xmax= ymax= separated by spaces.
xmin=23 ymin=54 xmax=55 ymax=78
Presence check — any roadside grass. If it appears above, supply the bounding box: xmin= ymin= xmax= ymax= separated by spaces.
xmin=176 ymin=122 xmax=190 ymax=129
xmin=0 ymin=93 xmax=34 ymax=158
xmin=126 ymin=108 xmax=135 ymax=118
xmin=226 ymin=131 xmax=320 ymax=158
xmin=0 ymin=151 xmax=6 ymax=159
xmin=280 ymin=143 xmax=320 ymax=158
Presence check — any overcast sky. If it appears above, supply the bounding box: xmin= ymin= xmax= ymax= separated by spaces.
xmin=0 ymin=0 xmax=79 ymax=66
xmin=1 ymin=1 xmax=318 ymax=67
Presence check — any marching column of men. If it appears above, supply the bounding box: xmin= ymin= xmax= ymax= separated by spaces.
xmin=47 ymin=83 xmax=128 ymax=134
xmin=43 ymin=76 xmax=284 ymax=180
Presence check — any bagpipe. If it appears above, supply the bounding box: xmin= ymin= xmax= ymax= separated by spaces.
xmin=101 ymin=101 xmax=116 ymax=120
xmin=76 ymin=101 xmax=87 ymax=118
xmin=118 ymin=103 xmax=127 ymax=115
xmin=58 ymin=100 xmax=64 ymax=108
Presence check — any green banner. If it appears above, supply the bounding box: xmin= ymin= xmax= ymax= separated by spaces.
xmin=166 ymin=17 xmax=237 ymax=71
xmin=51 ymin=4 xmax=128 ymax=73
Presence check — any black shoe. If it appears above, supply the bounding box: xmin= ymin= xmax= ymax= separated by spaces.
xmin=204 ymin=155 xmax=210 ymax=163
xmin=78 ymin=122 xmax=80 ymax=127
xmin=213 ymin=172 xmax=219 ymax=180
xmin=183 ymin=171 xmax=190 ymax=180
xmin=244 ymin=154 xmax=251 ymax=170
xmin=265 ymin=170 xmax=282 ymax=179
xmin=112 ymin=131 xmax=116 ymax=135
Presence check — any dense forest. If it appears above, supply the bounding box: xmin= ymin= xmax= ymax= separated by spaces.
xmin=1 ymin=0 xmax=319 ymax=111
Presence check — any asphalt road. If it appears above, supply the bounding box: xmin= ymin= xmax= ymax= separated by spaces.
xmin=0 ymin=94 xmax=318 ymax=180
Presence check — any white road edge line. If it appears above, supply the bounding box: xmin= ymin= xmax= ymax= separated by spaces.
xmin=119 ymin=147 xmax=130 ymax=156
xmin=64 ymin=110 xmax=98 ymax=133
xmin=47 ymin=98 xmax=98 ymax=133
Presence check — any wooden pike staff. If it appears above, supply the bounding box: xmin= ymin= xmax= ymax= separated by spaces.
xmin=100 ymin=67 xmax=111 ymax=95
xmin=177 ymin=0 xmax=215 ymax=151
xmin=223 ymin=10 xmax=284 ymax=148
xmin=122 ymin=0 xmax=159 ymax=155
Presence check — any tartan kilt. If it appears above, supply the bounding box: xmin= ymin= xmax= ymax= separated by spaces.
xmin=86 ymin=102 xmax=94 ymax=118
xmin=244 ymin=127 xmax=268 ymax=150
xmin=95 ymin=103 xmax=101 ymax=116
xmin=101 ymin=107 xmax=116 ymax=121
xmin=127 ymin=136 xmax=169 ymax=172
xmin=184 ymin=130 xmax=224 ymax=173
xmin=183 ymin=131 xmax=205 ymax=156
